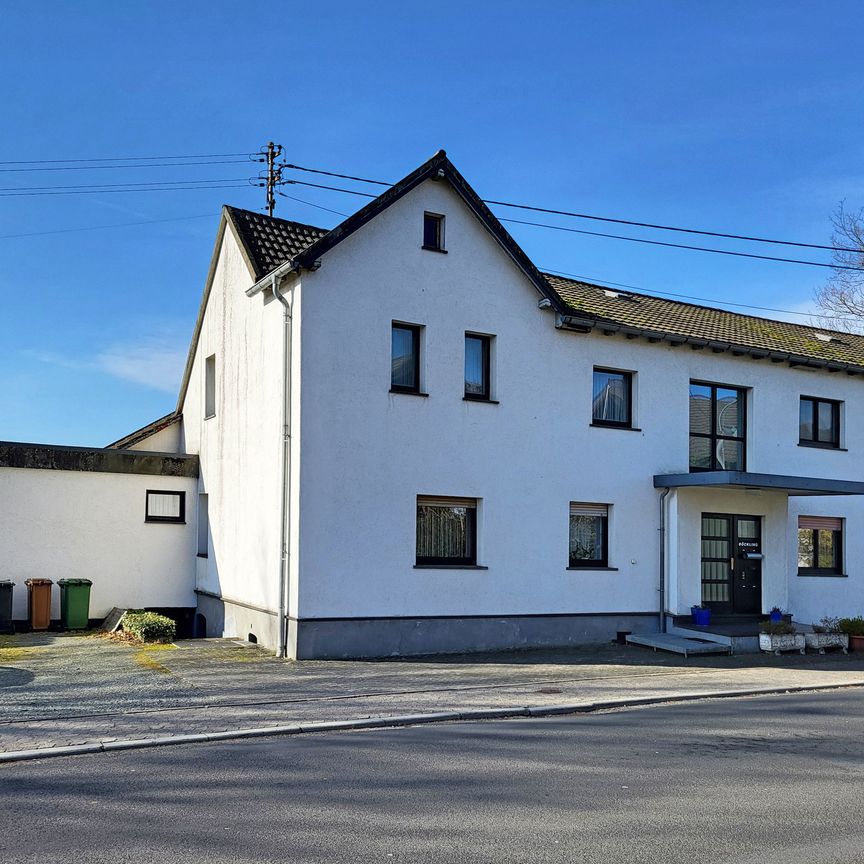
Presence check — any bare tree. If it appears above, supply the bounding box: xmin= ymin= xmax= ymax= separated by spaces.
xmin=815 ymin=202 xmax=864 ymax=329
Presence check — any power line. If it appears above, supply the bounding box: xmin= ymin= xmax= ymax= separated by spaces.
xmin=276 ymin=176 xmax=864 ymax=272
xmin=0 ymin=159 xmax=255 ymax=173
xmin=0 ymin=177 xmax=255 ymax=192
xmin=279 ymin=161 xmax=862 ymax=255
xmin=276 ymin=190 xmax=348 ymax=217
xmin=0 ymin=183 xmax=252 ymax=198
xmin=0 ymin=152 xmax=255 ymax=165
xmin=0 ymin=212 xmax=220 ymax=240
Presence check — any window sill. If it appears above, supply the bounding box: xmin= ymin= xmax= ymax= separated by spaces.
xmin=590 ymin=423 xmax=641 ymax=432
xmin=414 ymin=565 xmax=488 ymax=570
xmin=196 ymin=553 xmax=209 ymax=559
xmin=390 ymin=389 xmax=429 ymax=397
xmin=145 ymin=520 xmax=186 ymax=525
xmin=204 ymin=414 xmax=216 ymax=421
xmin=420 ymin=245 xmax=448 ymax=254
xmin=797 ymin=572 xmax=848 ymax=578
xmin=798 ymin=441 xmax=846 ymax=451
xmin=566 ymin=566 xmax=619 ymax=571
xmin=463 ymin=396 xmax=499 ymax=404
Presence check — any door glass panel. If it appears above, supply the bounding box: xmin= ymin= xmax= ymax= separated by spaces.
xmin=702 ymin=517 xmax=729 ymax=537
xmin=701 ymin=539 xmax=729 ymax=558
xmin=716 ymin=388 xmax=744 ymax=436
xmin=689 ymin=385 xmax=712 ymax=434
xmin=737 ymin=519 xmax=758 ymax=539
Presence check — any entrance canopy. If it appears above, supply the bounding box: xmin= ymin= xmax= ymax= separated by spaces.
xmin=653 ymin=470 xmax=864 ymax=497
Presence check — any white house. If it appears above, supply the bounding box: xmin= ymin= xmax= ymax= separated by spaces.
xmin=4 ymin=150 xmax=864 ymax=656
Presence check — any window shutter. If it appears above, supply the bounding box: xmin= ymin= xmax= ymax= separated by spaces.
xmin=570 ymin=503 xmax=608 ymax=517
xmin=418 ymin=496 xmax=477 ymax=509
xmin=798 ymin=515 xmax=842 ymax=531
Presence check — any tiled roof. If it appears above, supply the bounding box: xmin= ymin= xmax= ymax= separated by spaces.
xmin=545 ymin=273 xmax=864 ymax=370
xmin=225 ymin=206 xmax=328 ymax=281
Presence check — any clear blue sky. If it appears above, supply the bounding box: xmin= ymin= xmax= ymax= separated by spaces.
xmin=2 ymin=1 xmax=862 ymax=446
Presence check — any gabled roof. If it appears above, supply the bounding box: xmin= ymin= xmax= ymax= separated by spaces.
xmin=106 ymin=412 xmax=182 ymax=449
xmin=546 ymin=274 xmax=864 ymax=372
xmin=225 ymin=206 xmax=328 ymax=281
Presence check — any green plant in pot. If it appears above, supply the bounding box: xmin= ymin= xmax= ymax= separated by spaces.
xmin=837 ymin=616 xmax=864 ymax=652
xmin=759 ymin=619 xmax=805 ymax=655
xmin=805 ymin=617 xmax=848 ymax=654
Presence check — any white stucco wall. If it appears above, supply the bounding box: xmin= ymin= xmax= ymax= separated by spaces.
xmin=0 ymin=467 xmax=196 ymax=620
xmin=179 ymin=226 xmax=287 ymax=625
xmin=286 ymin=177 xmax=864 ymax=625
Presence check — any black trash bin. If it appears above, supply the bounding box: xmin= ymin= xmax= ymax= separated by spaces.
xmin=0 ymin=581 xmax=14 ymax=634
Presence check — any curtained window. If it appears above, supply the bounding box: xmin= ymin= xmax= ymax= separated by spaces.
xmin=146 ymin=490 xmax=186 ymax=524
xmin=592 ymin=369 xmax=632 ymax=427
xmin=569 ymin=503 xmax=609 ymax=567
xmin=416 ymin=496 xmax=477 ymax=565
xmin=464 ymin=334 xmax=492 ymax=400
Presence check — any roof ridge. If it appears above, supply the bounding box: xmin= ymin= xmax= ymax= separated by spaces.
xmin=223 ymin=204 xmax=328 ymax=236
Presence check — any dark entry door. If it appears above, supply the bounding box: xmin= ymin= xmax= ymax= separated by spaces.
xmin=701 ymin=514 xmax=762 ymax=615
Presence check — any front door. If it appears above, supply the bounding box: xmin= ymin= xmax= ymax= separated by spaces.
xmin=700 ymin=514 xmax=762 ymax=615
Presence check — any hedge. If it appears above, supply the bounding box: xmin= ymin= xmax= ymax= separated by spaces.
xmin=121 ymin=610 xmax=176 ymax=643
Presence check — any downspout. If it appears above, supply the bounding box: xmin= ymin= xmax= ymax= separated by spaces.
xmin=272 ymin=272 xmax=294 ymax=658
xmin=658 ymin=487 xmax=670 ymax=634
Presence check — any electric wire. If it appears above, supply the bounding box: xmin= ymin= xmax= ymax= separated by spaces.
xmin=275 ymin=190 xmax=348 ymax=217
xmin=0 ymin=159 xmax=256 ymax=173
xmin=0 ymin=152 xmax=256 ymax=165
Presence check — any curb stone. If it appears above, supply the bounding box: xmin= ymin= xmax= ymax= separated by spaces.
xmin=2 ymin=680 xmax=864 ymax=765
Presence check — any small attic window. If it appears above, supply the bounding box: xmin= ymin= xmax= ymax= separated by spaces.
xmin=423 ymin=213 xmax=446 ymax=252
xmin=602 ymin=289 xmax=635 ymax=301
xmin=812 ymin=332 xmax=834 ymax=343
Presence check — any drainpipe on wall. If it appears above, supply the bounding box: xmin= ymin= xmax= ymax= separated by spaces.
xmin=272 ymin=272 xmax=294 ymax=658
xmin=658 ymin=487 xmax=670 ymax=634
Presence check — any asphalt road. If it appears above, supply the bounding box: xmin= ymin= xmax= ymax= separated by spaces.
xmin=3 ymin=689 xmax=864 ymax=864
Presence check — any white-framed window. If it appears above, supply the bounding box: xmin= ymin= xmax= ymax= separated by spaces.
xmin=416 ymin=496 xmax=477 ymax=566
xmin=797 ymin=515 xmax=843 ymax=576
xmin=569 ymin=503 xmax=609 ymax=568
xmin=422 ymin=212 xmax=445 ymax=252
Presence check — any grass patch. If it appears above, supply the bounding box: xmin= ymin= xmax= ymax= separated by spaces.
xmin=0 ymin=647 xmax=30 ymax=663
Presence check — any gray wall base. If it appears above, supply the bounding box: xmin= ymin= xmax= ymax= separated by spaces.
xmin=195 ymin=592 xmax=281 ymax=649
xmin=294 ymin=614 xmax=659 ymax=660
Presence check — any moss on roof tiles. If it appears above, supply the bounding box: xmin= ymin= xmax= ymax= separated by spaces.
xmin=544 ymin=273 xmax=864 ymax=368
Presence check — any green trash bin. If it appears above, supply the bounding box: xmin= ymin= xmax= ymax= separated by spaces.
xmin=57 ymin=579 xmax=93 ymax=630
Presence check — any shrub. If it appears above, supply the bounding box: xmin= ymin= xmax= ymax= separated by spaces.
xmin=761 ymin=620 xmax=795 ymax=635
xmin=121 ymin=610 xmax=176 ymax=643
xmin=838 ymin=616 xmax=864 ymax=637
xmin=813 ymin=616 xmax=842 ymax=634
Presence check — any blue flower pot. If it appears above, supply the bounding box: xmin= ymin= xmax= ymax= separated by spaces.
xmin=769 ymin=609 xmax=783 ymax=623
xmin=691 ymin=606 xmax=711 ymax=626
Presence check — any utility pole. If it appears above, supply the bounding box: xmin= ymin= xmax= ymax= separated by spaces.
xmin=261 ymin=141 xmax=283 ymax=217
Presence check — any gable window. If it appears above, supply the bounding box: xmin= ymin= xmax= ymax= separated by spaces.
xmin=799 ymin=397 xmax=840 ymax=449
xmin=146 ymin=490 xmax=186 ymax=524
xmin=689 ymin=381 xmax=746 ymax=471
xmin=423 ymin=213 xmax=445 ymax=252
xmin=416 ymin=496 xmax=477 ymax=566
xmin=204 ymin=354 xmax=216 ymax=419
xmin=592 ymin=368 xmax=632 ymax=427
xmin=391 ymin=323 xmax=422 ymax=393
xmin=569 ymin=503 xmax=609 ymax=568
xmin=464 ymin=333 xmax=492 ymax=400
xmin=798 ymin=516 xmax=843 ymax=576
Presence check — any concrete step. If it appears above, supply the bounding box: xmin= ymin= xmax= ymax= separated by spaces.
xmin=668 ymin=625 xmax=760 ymax=654
xmin=626 ymin=633 xmax=733 ymax=657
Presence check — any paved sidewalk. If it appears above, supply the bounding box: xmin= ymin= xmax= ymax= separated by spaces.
xmin=2 ymin=633 xmax=864 ymax=756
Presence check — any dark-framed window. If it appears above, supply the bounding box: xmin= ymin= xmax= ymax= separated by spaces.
xmin=146 ymin=490 xmax=186 ymax=524
xmin=689 ymin=381 xmax=746 ymax=471
xmin=416 ymin=496 xmax=477 ymax=566
xmin=592 ymin=368 xmax=632 ymax=427
xmin=799 ymin=397 xmax=840 ymax=448
xmin=464 ymin=333 xmax=491 ymax=400
xmin=798 ymin=516 xmax=843 ymax=576
xmin=391 ymin=323 xmax=421 ymax=393
xmin=423 ymin=212 xmax=445 ymax=251
xmin=569 ymin=503 xmax=609 ymax=568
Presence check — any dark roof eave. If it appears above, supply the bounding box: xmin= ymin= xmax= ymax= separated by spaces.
xmin=556 ymin=316 xmax=864 ymax=375
xmin=654 ymin=470 xmax=864 ymax=496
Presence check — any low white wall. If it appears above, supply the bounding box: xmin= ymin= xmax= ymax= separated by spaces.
xmin=0 ymin=467 xmax=197 ymax=621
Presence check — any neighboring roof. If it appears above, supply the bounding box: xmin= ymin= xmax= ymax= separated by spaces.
xmin=546 ymin=273 xmax=864 ymax=373
xmin=106 ymin=412 xmax=182 ymax=450
xmin=224 ymin=206 xmax=328 ymax=281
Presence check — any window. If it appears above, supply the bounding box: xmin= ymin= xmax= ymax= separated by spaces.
xmin=799 ymin=397 xmax=840 ymax=448
xmin=391 ymin=323 xmax=421 ymax=393
xmin=416 ymin=496 xmax=477 ymax=566
xmin=689 ymin=381 xmax=746 ymax=471
xmin=798 ymin=516 xmax=843 ymax=576
xmin=423 ymin=213 xmax=445 ymax=251
xmin=569 ymin=503 xmax=609 ymax=568
xmin=146 ymin=490 xmax=186 ymax=524
xmin=592 ymin=368 xmax=632 ymax=427
xmin=197 ymin=493 xmax=209 ymax=557
xmin=204 ymin=354 xmax=216 ymax=419
xmin=464 ymin=334 xmax=492 ymax=400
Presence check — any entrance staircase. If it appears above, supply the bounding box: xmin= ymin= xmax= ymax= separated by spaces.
xmin=667 ymin=615 xmax=771 ymax=654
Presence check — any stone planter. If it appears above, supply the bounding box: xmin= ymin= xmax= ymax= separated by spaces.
xmin=804 ymin=633 xmax=848 ymax=654
xmin=759 ymin=633 xmax=805 ymax=655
